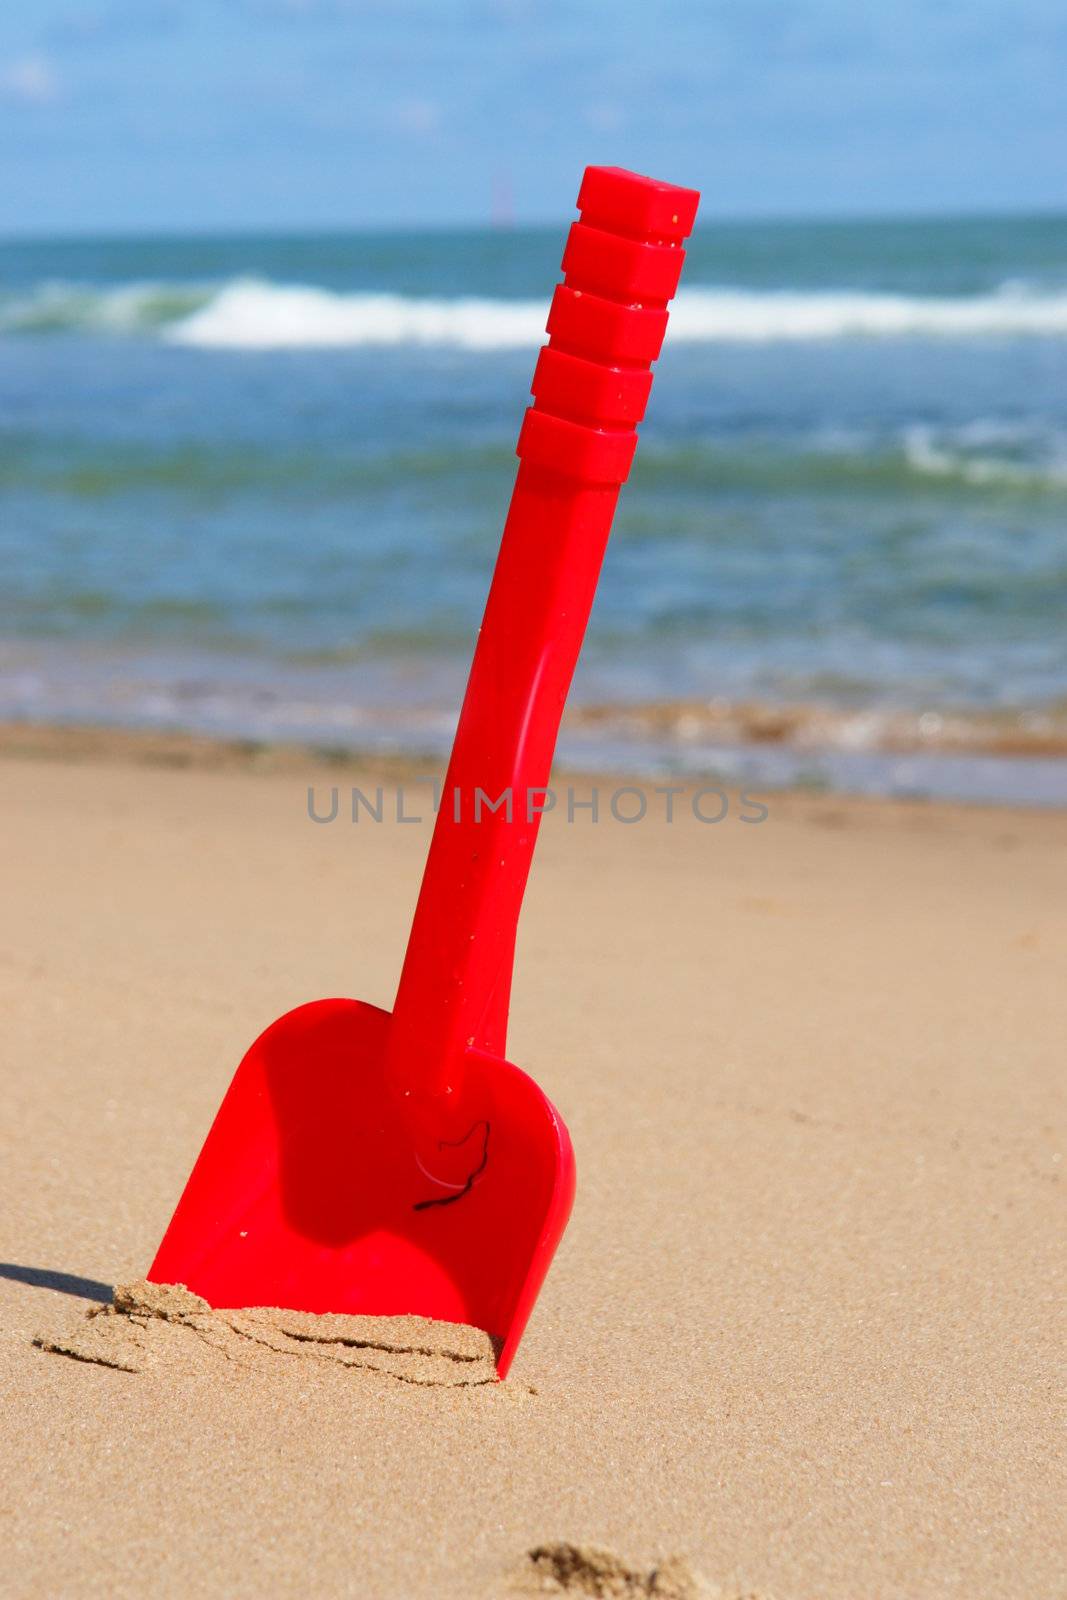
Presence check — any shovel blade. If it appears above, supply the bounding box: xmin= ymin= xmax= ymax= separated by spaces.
xmin=148 ymin=998 xmax=575 ymax=1376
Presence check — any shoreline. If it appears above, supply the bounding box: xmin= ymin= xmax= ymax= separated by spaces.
xmin=2 ymin=715 xmax=1066 ymax=812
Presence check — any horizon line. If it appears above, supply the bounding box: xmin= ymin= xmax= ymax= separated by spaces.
xmin=2 ymin=200 xmax=1065 ymax=249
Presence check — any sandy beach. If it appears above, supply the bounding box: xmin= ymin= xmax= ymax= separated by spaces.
xmin=1 ymin=728 xmax=1063 ymax=1598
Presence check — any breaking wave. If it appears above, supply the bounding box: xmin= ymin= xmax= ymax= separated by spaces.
xmin=4 ymin=276 xmax=1067 ymax=349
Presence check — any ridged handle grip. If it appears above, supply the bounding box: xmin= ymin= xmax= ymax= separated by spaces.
xmin=517 ymin=166 xmax=699 ymax=484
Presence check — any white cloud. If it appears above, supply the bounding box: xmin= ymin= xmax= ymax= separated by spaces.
xmin=1 ymin=55 xmax=61 ymax=106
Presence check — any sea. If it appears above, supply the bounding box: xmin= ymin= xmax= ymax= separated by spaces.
xmin=2 ymin=212 xmax=1065 ymax=803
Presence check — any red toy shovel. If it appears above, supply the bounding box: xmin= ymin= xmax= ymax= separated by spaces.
xmin=149 ymin=166 xmax=699 ymax=1376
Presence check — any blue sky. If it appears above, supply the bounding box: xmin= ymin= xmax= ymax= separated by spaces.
xmin=1 ymin=0 xmax=1064 ymax=235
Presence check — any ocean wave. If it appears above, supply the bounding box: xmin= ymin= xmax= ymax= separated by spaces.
xmin=568 ymin=697 xmax=1067 ymax=762
xmin=6 ymin=425 xmax=1067 ymax=499
xmin=165 ymin=279 xmax=1067 ymax=349
xmin=0 ymin=279 xmax=211 ymax=335
xmin=902 ymin=423 xmax=1067 ymax=489
xmin=640 ymin=422 xmax=1067 ymax=496
xmin=4 ymin=275 xmax=1067 ymax=348
xmin=3 ymin=645 xmax=1066 ymax=796
xmin=170 ymin=282 xmax=547 ymax=350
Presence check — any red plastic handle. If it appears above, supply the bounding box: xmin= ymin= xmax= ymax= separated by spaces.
xmin=388 ymin=167 xmax=699 ymax=1098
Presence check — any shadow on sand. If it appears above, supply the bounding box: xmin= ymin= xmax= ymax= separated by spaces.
xmin=0 ymin=1263 xmax=113 ymax=1303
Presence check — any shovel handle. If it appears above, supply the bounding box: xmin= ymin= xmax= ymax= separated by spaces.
xmin=389 ymin=167 xmax=699 ymax=1097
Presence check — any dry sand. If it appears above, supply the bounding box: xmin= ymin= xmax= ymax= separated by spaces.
xmin=1 ymin=729 xmax=1063 ymax=1598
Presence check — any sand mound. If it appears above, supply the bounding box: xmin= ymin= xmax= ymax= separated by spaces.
xmin=515 ymin=1543 xmax=713 ymax=1598
xmin=34 ymin=1279 xmax=500 ymax=1386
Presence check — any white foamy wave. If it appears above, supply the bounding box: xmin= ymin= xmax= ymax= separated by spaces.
xmin=6 ymin=275 xmax=1067 ymax=348
xmin=168 ymin=278 xmax=1067 ymax=349
xmin=903 ymin=423 xmax=1067 ymax=489
xmin=671 ymin=285 xmax=1067 ymax=342
xmin=167 ymin=280 xmax=547 ymax=349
